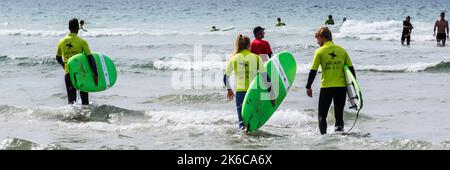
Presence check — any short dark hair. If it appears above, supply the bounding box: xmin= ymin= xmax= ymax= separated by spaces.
xmin=315 ymin=27 xmax=333 ymax=41
xmin=441 ymin=12 xmax=445 ymax=17
xmin=69 ymin=18 xmax=79 ymax=31
xmin=253 ymin=26 xmax=264 ymax=37
xmin=329 ymin=15 xmax=332 ymax=18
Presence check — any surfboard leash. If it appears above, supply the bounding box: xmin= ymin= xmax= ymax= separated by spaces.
xmin=344 ymin=109 xmax=361 ymax=135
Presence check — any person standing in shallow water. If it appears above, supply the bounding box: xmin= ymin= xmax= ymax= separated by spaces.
xmin=434 ymin=12 xmax=449 ymax=46
xmin=275 ymin=18 xmax=286 ymax=27
xmin=250 ymin=26 xmax=273 ymax=63
xmin=401 ymin=16 xmax=413 ymax=46
xmin=55 ymin=18 xmax=98 ymax=105
xmin=325 ymin=15 xmax=335 ymax=25
xmin=306 ymin=27 xmax=357 ymax=135
xmin=223 ymin=34 xmax=274 ymax=131
xmin=79 ymin=20 xmax=88 ymax=32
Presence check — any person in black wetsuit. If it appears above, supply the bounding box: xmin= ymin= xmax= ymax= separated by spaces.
xmin=55 ymin=18 xmax=98 ymax=105
xmin=306 ymin=27 xmax=357 ymax=135
xmin=401 ymin=16 xmax=413 ymax=45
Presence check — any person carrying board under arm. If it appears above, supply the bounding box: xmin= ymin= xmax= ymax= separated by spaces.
xmin=55 ymin=18 xmax=98 ymax=105
xmin=224 ymin=34 xmax=274 ymax=131
xmin=305 ymin=27 xmax=357 ymax=135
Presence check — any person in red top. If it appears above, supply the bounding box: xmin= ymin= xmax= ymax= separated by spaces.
xmin=250 ymin=26 xmax=273 ymax=62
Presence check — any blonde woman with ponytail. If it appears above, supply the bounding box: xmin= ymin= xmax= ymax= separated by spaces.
xmin=224 ymin=34 xmax=273 ymax=131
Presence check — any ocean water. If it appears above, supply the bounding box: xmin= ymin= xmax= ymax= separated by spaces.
xmin=1 ymin=0 xmax=450 ymax=150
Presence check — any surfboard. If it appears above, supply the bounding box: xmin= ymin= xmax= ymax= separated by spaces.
xmin=67 ymin=53 xmax=117 ymax=92
xmin=344 ymin=65 xmax=362 ymax=110
xmin=242 ymin=51 xmax=297 ymax=132
xmin=221 ymin=26 xmax=235 ymax=31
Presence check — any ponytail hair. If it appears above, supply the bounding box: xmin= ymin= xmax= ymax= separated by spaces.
xmin=231 ymin=34 xmax=251 ymax=57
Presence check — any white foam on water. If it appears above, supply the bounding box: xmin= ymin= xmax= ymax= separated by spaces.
xmin=299 ymin=61 xmax=444 ymax=73
xmin=335 ymin=20 xmax=435 ymax=42
xmin=357 ymin=61 xmax=442 ymax=72
xmin=266 ymin=109 xmax=316 ymax=128
xmin=152 ymin=59 xmax=226 ymax=71
xmin=0 ymin=28 xmax=238 ymax=37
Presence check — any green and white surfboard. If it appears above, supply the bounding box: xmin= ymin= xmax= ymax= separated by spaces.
xmin=242 ymin=51 xmax=297 ymax=132
xmin=344 ymin=65 xmax=363 ymax=110
xmin=67 ymin=53 xmax=117 ymax=92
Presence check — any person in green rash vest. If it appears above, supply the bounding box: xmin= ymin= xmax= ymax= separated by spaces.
xmin=55 ymin=18 xmax=98 ymax=105
xmin=223 ymin=34 xmax=274 ymax=131
xmin=325 ymin=15 xmax=335 ymax=25
xmin=210 ymin=26 xmax=220 ymax=32
xmin=305 ymin=27 xmax=357 ymax=135
xmin=275 ymin=18 xmax=286 ymax=27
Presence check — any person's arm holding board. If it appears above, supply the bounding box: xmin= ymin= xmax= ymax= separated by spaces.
xmin=305 ymin=48 xmax=356 ymax=97
xmin=82 ymin=40 xmax=99 ymax=85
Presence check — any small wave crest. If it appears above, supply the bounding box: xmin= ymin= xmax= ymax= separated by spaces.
xmin=0 ymin=28 xmax=236 ymax=38
xmin=0 ymin=137 xmax=68 ymax=150
xmin=143 ymin=92 xmax=226 ymax=104
xmin=0 ymin=104 xmax=145 ymax=123
xmin=300 ymin=61 xmax=450 ymax=73
xmin=0 ymin=55 xmax=58 ymax=67
xmin=335 ymin=20 xmax=435 ymax=41
xmin=358 ymin=61 xmax=450 ymax=73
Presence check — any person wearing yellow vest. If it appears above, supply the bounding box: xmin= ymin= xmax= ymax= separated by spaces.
xmin=306 ymin=27 xmax=356 ymax=135
xmin=56 ymin=18 xmax=98 ymax=105
xmin=224 ymin=34 xmax=274 ymax=130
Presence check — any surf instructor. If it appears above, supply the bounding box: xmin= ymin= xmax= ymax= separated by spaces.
xmin=305 ymin=27 xmax=356 ymax=135
xmin=56 ymin=18 xmax=98 ymax=105
xmin=250 ymin=26 xmax=273 ymax=63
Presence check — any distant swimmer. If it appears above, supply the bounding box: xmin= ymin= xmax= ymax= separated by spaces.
xmin=210 ymin=26 xmax=220 ymax=32
xmin=325 ymin=15 xmax=335 ymax=25
xmin=80 ymin=20 xmax=88 ymax=32
xmin=275 ymin=18 xmax=286 ymax=27
xmin=343 ymin=17 xmax=347 ymax=22
xmin=401 ymin=16 xmax=413 ymax=46
xmin=433 ymin=12 xmax=449 ymax=46
xmin=223 ymin=34 xmax=273 ymax=131
xmin=56 ymin=18 xmax=98 ymax=105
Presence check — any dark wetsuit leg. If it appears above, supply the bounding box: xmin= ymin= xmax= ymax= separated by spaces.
xmin=65 ymin=73 xmax=89 ymax=105
xmin=318 ymin=88 xmax=333 ymax=134
xmin=318 ymin=87 xmax=347 ymax=134
xmin=332 ymin=87 xmax=347 ymax=129
xmin=65 ymin=73 xmax=77 ymax=104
